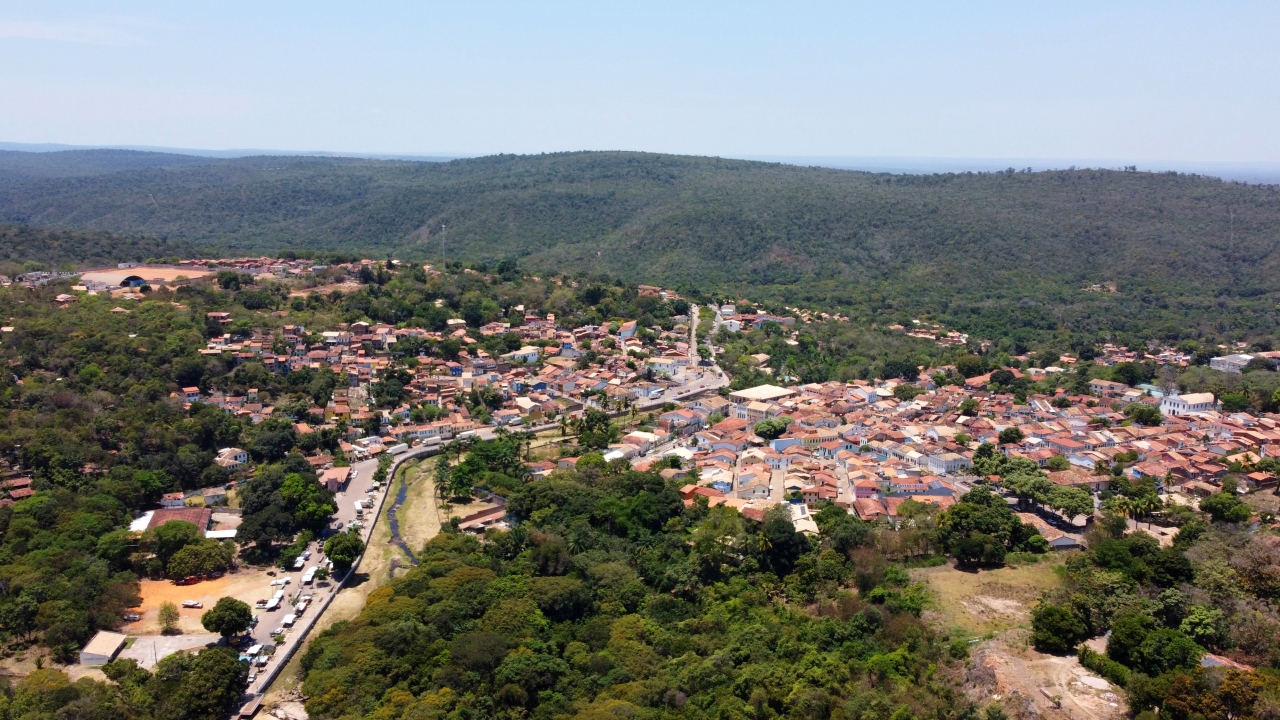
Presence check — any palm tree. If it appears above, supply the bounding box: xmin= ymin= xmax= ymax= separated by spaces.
xmin=558 ymin=415 xmax=568 ymax=437
xmin=1109 ymin=496 xmax=1135 ymax=531
xmin=434 ymin=459 xmax=453 ymax=500
xmin=753 ymin=531 xmax=772 ymax=556
xmin=1133 ymin=494 xmax=1160 ymax=530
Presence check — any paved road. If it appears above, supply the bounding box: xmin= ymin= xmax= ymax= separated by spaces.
xmin=240 ymin=455 xmax=380 ymax=691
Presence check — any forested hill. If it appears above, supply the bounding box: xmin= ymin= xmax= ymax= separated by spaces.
xmin=0 ymin=224 xmax=199 ymax=274
xmin=4 ymin=149 xmax=1280 ymax=344
xmin=0 ymin=149 xmax=217 ymax=183
xmin=1 ymin=150 xmax=1277 ymax=287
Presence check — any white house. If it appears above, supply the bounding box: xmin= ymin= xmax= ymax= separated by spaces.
xmin=215 ymin=447 xmax=249 ymax=469
xmin=1160 ymin=392 xmax=1216 ymax=417
xmin=647 ymin=357 xmax=679 ymax=377
xmin=923 ymin=452 xmax=972 ymax=475
xmin=502 ymin=346 xmax=541 ymax=364
xmin=1210 ymin=354 xmax=1254 ymax=374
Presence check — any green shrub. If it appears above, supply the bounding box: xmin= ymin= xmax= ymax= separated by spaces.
xmin=1078 ymin=646 xmax=1130 ymax=687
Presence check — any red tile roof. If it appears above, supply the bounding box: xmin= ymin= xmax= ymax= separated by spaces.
xmin=147 ymin=507 xmax=213 ymax=531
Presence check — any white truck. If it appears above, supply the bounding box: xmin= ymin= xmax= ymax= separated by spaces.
xmin=354 ymin=502 xmax=364 ymax=519
xmin=387 ymin=443 xmax=409 ymax=455
xmin=282 ymin=614 xmax=297 ymax=628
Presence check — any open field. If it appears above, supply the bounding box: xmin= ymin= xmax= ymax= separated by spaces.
xmin=912 ymin=554 xmax=1067 ymax=638
xmin=914 ymin=555 xmax=1125 ymax=720
xmin=395 ymin=459 xmax=443 ymax=555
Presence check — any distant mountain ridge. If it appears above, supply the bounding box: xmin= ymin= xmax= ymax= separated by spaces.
xmin=2 ymin=148 xmax=1280 ymax=343
xmin=1 ymin=150 xmax=1277 ymax=286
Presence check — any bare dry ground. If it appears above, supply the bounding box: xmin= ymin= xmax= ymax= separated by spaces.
xmin=968 ymin=631 xmax=1126 ymax=720
xmin=916 ymin=554 xmax=1128 ymax=720
xmin=125 ymin=569 xmax=277 ymax=635
xmin=1245 ymin=489 xmax=1280 ymax=516
xmin=286 ymin=282 xmax=362 ymax=298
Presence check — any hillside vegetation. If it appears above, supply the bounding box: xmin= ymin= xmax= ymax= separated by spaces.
xmin=0 ymin=224 xmax=198 ymax=274
xmin=0 ymin=149 xmax=215 ymax=183
xmin=3 ymin=150 xmax=1280 ymax=344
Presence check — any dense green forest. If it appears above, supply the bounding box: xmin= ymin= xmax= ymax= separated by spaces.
xmin=3 ymin=149 xmax=1280 ymax=345
xmin=0 ymin=224 xmax=198 ymax=275
xmin=300 ymin=438 xmax=973 ymax=720
xmin=0 ymin=149 xmax=215 ymax=184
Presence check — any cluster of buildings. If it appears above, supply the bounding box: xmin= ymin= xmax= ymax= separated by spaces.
xmin=183 ymin=304 xmax=708 ymax=465
xmin=554 ymin=360 xmax=1275 ymax=537
xmin=888 ymin=319 xmax=971 ymax=347
xmin=709 ymin=303 xmax=797 ymax=334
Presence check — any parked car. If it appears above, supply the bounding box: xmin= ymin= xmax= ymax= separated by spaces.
xmin=122 ymin=613 xmax=141 ymax=622
xmin=181 ymin=600 xmax=203 ymax=609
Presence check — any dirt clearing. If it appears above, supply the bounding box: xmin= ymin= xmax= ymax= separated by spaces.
xmin=968 ymin=631 xmax=1126 ymax=720
xmin=124 ymin=568 xmax=278 ymax=635
xmin=912 ymin=555 xmax=1067 ymax=638
xmin=395 ymin=459 xmax=443 ymax=554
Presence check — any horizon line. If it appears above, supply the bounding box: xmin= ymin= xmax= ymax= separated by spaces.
xmin=4 ymin=141 xmax=1280 ymax=183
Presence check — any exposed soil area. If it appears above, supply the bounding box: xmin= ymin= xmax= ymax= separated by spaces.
xmin=125 ymin=568 xmax=278 ymax=635
xmin=967 ymin=631 xmax=1127 ymax=720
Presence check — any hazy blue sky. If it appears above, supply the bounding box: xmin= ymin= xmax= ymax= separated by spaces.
xmin=2 ymin=1 xmax=1278 ymax=161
